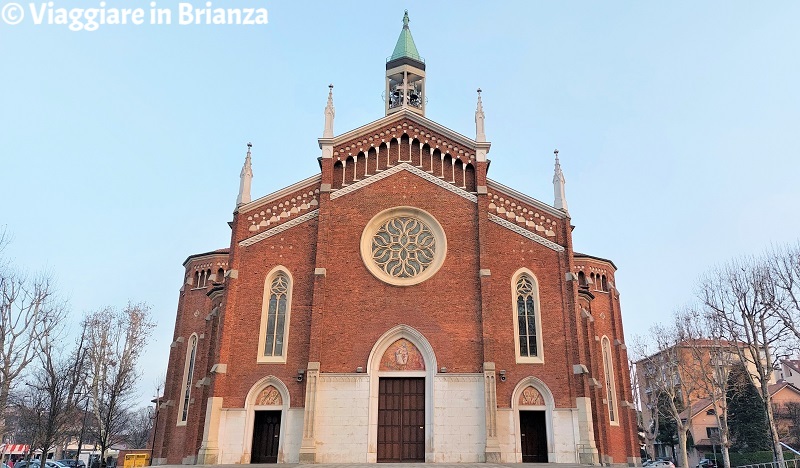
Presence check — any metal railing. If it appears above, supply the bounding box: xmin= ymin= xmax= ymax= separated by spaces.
xmin=736 ymin=459 xmax=800 ymax=468
xmin=782 ymin=443 xmax=800 ymax=456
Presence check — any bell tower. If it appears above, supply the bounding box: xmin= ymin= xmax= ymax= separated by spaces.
xmin=385 ymin=11 xmax=425 ymax=117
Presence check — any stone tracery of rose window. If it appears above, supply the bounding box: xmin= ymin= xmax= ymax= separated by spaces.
xmin=371 ymin=216 xmax=436 ymax=278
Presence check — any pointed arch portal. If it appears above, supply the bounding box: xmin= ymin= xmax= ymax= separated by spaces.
xmin=512 ymin=376 xmax=556 ymax=463
xmin=242 ymin=376 xmax=291 ymax=464
xmin=367 ymin=325 xmax=436 ymax=463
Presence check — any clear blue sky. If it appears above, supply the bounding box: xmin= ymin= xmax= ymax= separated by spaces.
xmin=2 ymin=1 xmax=799 ymax=406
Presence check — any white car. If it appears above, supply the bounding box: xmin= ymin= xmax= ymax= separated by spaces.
xmin=651 ymin=461 xmax=676 ymax=468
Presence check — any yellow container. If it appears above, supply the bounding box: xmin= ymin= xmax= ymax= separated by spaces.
xmin=122 ymin=454 xmax=149 ymax=468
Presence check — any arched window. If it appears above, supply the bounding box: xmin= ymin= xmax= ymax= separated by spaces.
xmin=344 ymin=156 xmax=355 ymax=185
xmin=578 ymin=271 xmax=587 ymax=288
xmin=217 ymin=268 xmax=225 ymax=283
xmin=464 ymin=163 xmax=476 ymax=192
xmin=258 ymin=269 xmax=292 ymax=363
xmin=177 ymin=334 xmax=198 ymax=425
xmin=454 ymin=158 xmax=464 ymax=188
xmin=332 ymin=161 xmax=344 ymax=189
xmin=513 ymin=270 xmax=543 ymax=363
xmin=601 ymin=275 xmax=609 ymax=292
xmin=601 ymin=336 xmax=619 ymax=424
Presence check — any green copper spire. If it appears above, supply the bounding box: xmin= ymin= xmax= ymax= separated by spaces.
xmin=389 ymin=10 xmax=423 ymax=63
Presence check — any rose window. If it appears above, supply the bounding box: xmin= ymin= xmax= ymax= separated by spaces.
xmin=361 ymin=207 xmax=447 ymax=286
xmin=371 ymin=217 xmax=436 ymax=278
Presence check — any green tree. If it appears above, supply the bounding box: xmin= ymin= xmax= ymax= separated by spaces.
xmin=656 ymin=391 xmax=681 ymax=457
xmin=727 ymin=364 xmax=770 ymax=452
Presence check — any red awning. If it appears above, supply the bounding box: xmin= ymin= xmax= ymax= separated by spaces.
xmin=0 ymin=444 xmax=30 ymax=455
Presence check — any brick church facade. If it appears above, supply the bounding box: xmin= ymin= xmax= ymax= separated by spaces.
xmin=152 ymin=12 xmax=639 ymax=466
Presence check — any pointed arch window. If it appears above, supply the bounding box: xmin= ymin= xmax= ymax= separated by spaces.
xmin=177 ymin=334 xmax=197 ymax=425
xmin=258 ymin=268 xmax=292 ymax=363
xmin=602 ymin=336 xmax=619 ymax=425
xmin=512 ymin=269 xmax=544 ymax=363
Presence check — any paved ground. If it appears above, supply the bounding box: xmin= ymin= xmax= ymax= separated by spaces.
xmin=156 ymin=464 xmax=592 ymax=468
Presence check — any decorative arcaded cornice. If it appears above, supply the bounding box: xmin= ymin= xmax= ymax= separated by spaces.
xmin=331 ymin=162 xmax=477 ymax=203
xmin=239 ymin=210 xmax=319 ymax=247
xmin=488 ymin=213 xmax=565 ymax=252
xmin=238 ymin=174 xmax=321 ymax=214
xmin=330 ymin=109 xmax=482 ymax=151
xmin=487 ymin=179 xmax=567 ymax=219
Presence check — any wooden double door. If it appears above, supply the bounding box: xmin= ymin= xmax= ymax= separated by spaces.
xmin=520 ymin=410 xmax=548 ymax=462
xmin=377 ymin=377 xmax=425 ymax=462
xmin=251 ymin=410 xmax=281 ymax=463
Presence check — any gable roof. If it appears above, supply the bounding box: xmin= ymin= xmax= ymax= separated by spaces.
xmin=327 ymin=108 xmax=480 ymax=152
xmin=680 ymin=381 xmax=800 ymax=421
xmin=771 ymin=380 xmax=800 ymax=397
xmin=182 ymin=248 xmax=230 ymax=266
xmin=574 ymin=252 xmax=618 ymax=270
xmin=679 ymin=397 xmax=715 ymax=420
xmin=783 ymin=359 xmax=800 ymax=374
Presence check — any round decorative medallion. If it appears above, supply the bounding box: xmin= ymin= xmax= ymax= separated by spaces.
xmin=360 ymin=207 xmax=447 ymax=286
xmin=372 ymin=217 xmax=435 ymax=278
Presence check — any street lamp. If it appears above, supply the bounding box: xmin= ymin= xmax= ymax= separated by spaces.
xmin=148 ymin=395 xmax=161 ymax=466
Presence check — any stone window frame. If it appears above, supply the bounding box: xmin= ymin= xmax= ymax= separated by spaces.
xmin=257 ymin=266 xmax=293 ymax=364
xmin=601 ymin=335 xmax=619 ymax=425
xmin=359 ymin=206 xmax=447 ymax=287
xmin=176 ymin=333 xmax=198 ymax=426
xmin=512 ymin=268 xmax=544 ymax=364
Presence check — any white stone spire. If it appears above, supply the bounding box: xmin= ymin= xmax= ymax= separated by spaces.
xmin=236 ymin=142 xmax=253 ymax=207
xmin=475 ymin=88 xmax=486 ymax=142
xmin=323 ymin=84 xmax=335 ymax=138
xmin=553 ymin=149 xmax=568 ymax=212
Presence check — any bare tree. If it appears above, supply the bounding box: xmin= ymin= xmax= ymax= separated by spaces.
xmin=84 ymin=303 xmax=154 ymax=467
xmin=630 ymin=355 xmax=661 ymax=461
xmin=633 ymin=314 xmax=705 ymax=468
xmin=770 ymin=242 xmax=800 ymax=339
xmin=681 ymin=307 xmax=737 ymax=468
xmin=19 ymin=327 xmax=86 ymax=465
xmin=699 ymin=255 xmax=795 ymax=465
xmin=0 ymin=231 xmax=63 ymax=440
xmin=125 ymin=407 xmax=153 ymax=449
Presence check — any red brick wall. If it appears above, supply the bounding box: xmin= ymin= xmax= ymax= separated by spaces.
xmin=576 ymin=257 xmax=638 ymax=464
xmin=155 ymin=253 xmax=226 ymax=464
xmin=157 ymin=116 xmax=638 ymax=464
xmin=314 ymin=172 xmax=484 ymax=373
xmin=214 ymin=218 xmax=318 ymax=408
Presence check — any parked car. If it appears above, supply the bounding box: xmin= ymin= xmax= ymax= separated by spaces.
xmin=16 ymin=461 xmax=67 ymax=468
xmin=651 ymin=460 xmax=676 ymax=468
xmin=56 ymin=460 xmax=85 ymax=468
xmin=697 ymin=459 xmax=718 ymax=468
